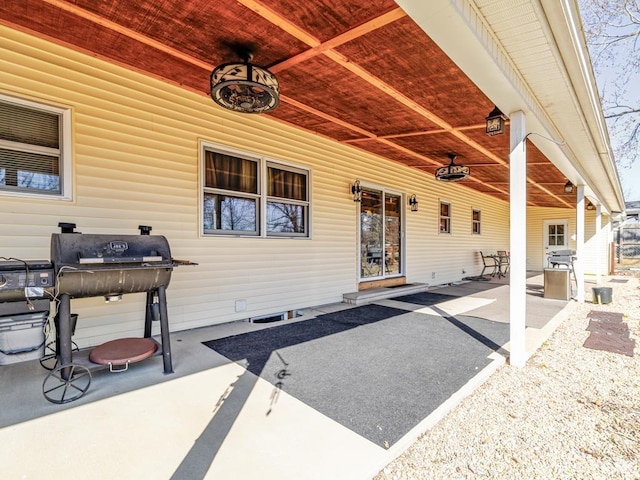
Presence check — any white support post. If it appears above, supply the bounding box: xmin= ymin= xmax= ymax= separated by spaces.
xmin=509 ymin=110 xmax=527 ymax=367
xmin=576 ymin=186 xmax=585 ymax=303
xmin=595 ymin=204 xmax=602 ymax=284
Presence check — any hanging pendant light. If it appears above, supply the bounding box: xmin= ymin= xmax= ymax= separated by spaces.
xmin=435 ymin=154 xmax=470 ymax=182
xmin=564 ymin=180 xmax=574 ymax=194
xmin=210 ymin=51 xmax=280 ymax=114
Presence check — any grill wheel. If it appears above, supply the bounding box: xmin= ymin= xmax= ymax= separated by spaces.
xmin=42 ymin=364 xmax=92 ymax=404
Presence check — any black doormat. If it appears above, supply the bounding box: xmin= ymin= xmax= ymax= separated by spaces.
xmin=203 ymin=304 xmax=508 ymax=448
xmin=391 ymin=291 xmax=460 ymax=306
xmin=463 ymin=275 xmax=491 ymax=282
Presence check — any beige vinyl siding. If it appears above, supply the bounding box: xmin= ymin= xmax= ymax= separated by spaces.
xmin=1 ymin=26 xmax=512 ymax=347
xmin=406 ymin=193 xmax=510 ymax=283
xmin=526 ymin=206 xmax=609 ymax=276
xmin=582 ymin=210 xmax=612 ymax=276
xmin=527 ymin=207 xmax=576 ymax=270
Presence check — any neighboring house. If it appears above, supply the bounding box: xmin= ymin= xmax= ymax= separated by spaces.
xmin=0 ymin=1 xmax=625 ymax=363
xmin=613 ymin=201 xmax=640 ymax=266
xmin=623 ymin=201 xmax=640 ymax=224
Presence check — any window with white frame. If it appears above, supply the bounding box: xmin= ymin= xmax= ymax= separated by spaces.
xmin=472 ymin=208 xmax=481 ymax=234
xmin=0 ymin=94 xmax=71 ymax=199
xmin=266 ymin=162 xmax=308 ymax=235
xmin=202 ymin=144 xmax=310 ymax=237
xmin=439 ymin=201 xmax=451 ymax=234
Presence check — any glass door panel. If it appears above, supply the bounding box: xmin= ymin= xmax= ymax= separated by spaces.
xmin=360 ymin=189 xmax=383 ymax=279
xmin=384 ymin=193 xmax=401 ymax=276
xmin=359 ymin=188 xmax=403 ymax=280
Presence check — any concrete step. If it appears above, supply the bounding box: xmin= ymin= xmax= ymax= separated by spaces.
xmin=342 ymin=283 xmax=429 ymax=305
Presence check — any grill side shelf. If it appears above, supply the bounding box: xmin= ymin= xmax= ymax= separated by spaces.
xmin=78 ymin=256 xmax=164 ymax=264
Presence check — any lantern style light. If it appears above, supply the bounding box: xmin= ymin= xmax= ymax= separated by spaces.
xmin=351 ymin=180 xmax=362 ymax=202
xmin=210 ymin=53 xmax=279 ymax=114
xmin=408 ymin=194 xmax=419 ymax=212
xmin=435 ymin=154 xmax=470 ymax=182
xmin=485 ymin=106 xmax=506 ymax=136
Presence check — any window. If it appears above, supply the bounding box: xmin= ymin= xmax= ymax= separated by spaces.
xmin=203 ymin=151 xmax=259 ymax=234
xmin=439 ymin=201 xmax=451 ymax=234
xmin=0 ymin=94 xmax=71 ymax=199
xmin=472 ymin=209 xmax=481 ymax=234
xmin=548 ymin=224 xmax=565 ymax=246
xmin=202 ymin=143 xmax=310 ymax=237
xmin=266 ymin=163 xmax=308 ymax=235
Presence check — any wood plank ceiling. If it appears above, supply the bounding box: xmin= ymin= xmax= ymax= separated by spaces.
xmin=0 ymin=0 xmax=577 ymax=208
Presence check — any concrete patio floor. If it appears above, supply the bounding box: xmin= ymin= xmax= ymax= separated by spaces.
xmin=0 ymin=273 xmax=573 ymax=479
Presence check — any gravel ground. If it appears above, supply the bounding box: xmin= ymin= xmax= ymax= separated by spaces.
xmin=375 ymin=272 xmax=640 ymax=480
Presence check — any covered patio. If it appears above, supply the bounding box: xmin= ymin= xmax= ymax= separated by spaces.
xmin=0 ymin=1 xmax=628 ymax=476
xmin=0 ymin=0 xmax=625 ymax=369
xmin=0 ymin=273 xmax=571 ymax=479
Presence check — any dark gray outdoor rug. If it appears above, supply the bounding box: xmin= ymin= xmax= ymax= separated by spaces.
xmin=203 ymin=304 xmax=509 ymax=448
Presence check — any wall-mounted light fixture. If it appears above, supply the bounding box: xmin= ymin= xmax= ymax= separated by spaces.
xmin=485 ymin=106 xmax=506 ymax=136
xmin=564 ymin=181 xmax=574 ymax=194
xmin=586 ymin=200 xmax=595 ymax=210
xmin=351 ymin=179 xmax=362 ymax=202
xmin=210 ymin=51 xmax=280 ymax=114
xmin=435 ymin=154 xmax=470 ymax=182
xmin=408 ymin=194 xmax=419 ymax=212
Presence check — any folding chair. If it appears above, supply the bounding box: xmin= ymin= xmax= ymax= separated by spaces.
xmin=497 ymin=250 xmax=510 ymax=275
xmin=479 ymin=251 xmax=499 ymax=277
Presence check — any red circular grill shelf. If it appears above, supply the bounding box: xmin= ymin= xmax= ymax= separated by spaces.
xmin=89 ymin=337 xmax=157 ymax=366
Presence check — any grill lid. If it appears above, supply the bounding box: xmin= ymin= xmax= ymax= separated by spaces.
xmin=49 ymin=229 xmax=196 ymax=299
xmin=51 ymin=233 xmax=172 ymax=269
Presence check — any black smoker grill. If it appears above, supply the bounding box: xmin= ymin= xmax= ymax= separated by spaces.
xmin=44 ymin=224 xmax=194 ymax=404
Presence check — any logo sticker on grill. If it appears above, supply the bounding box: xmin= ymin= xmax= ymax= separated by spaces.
xmin=109 ymin=241 xmax=128 ymax=252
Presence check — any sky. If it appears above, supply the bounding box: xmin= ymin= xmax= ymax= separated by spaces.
xmin=579 ymin=1 xmax=640 ymax=203
xmin=620 ymin=159 xmax=640 ymax=202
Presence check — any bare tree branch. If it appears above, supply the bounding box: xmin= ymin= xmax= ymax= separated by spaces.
xmin=579 ymin=0 xmax=640 ymax=189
